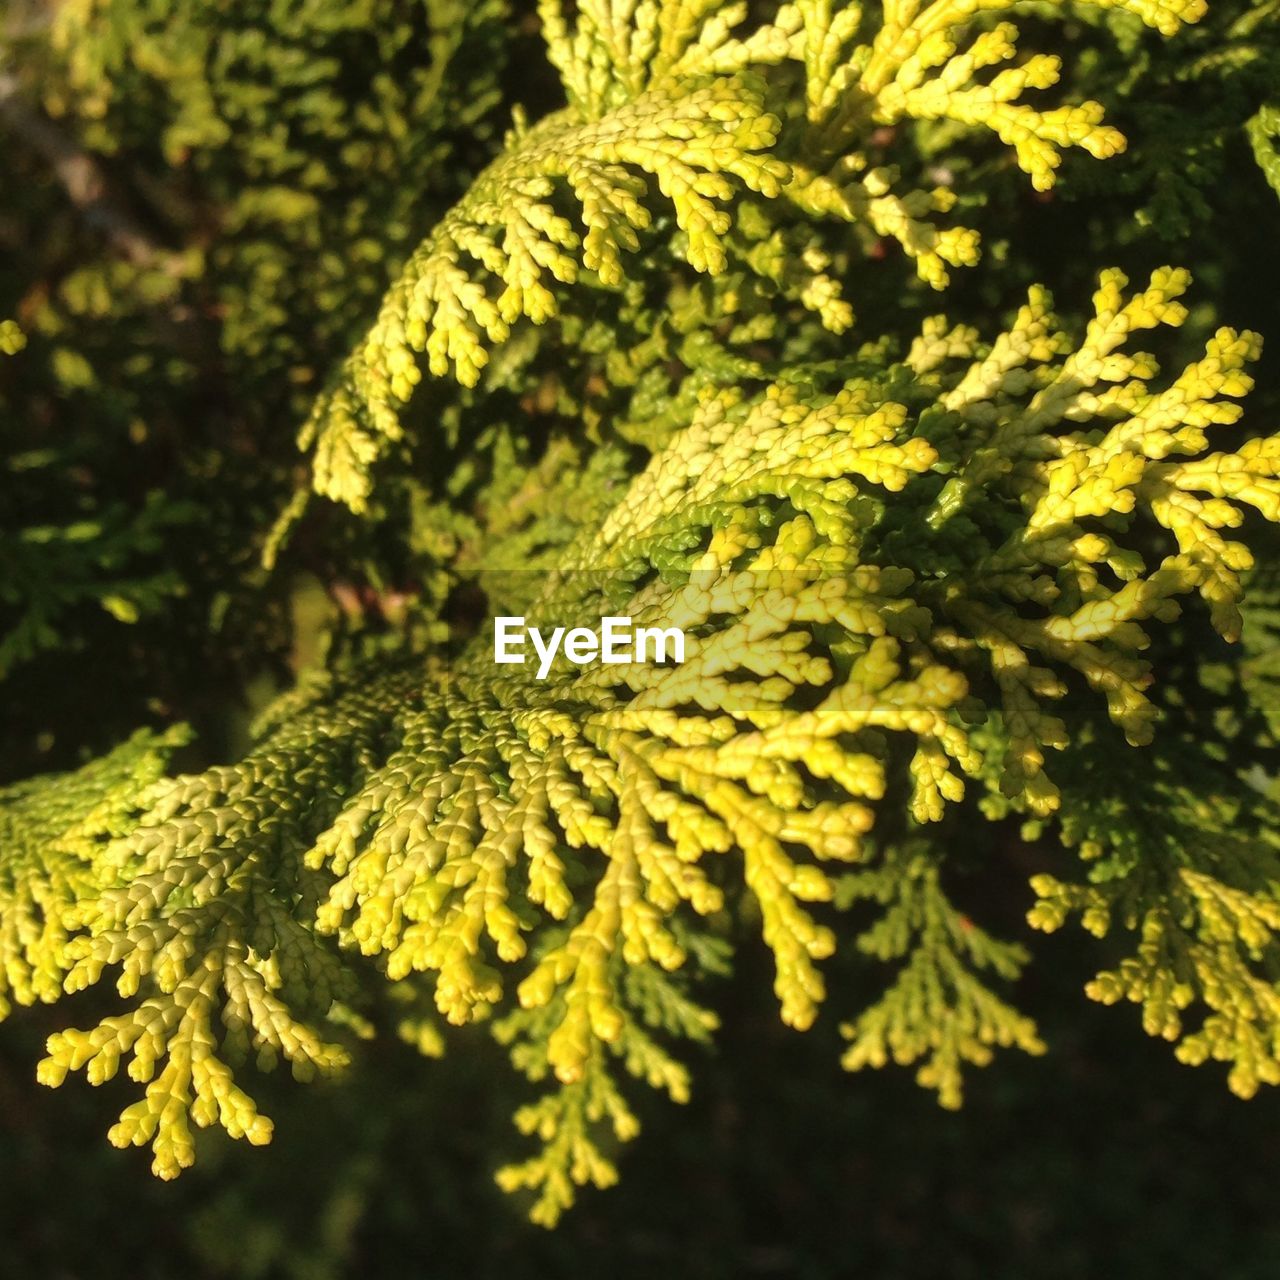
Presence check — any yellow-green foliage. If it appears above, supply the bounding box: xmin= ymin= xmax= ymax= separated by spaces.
xmin=0 ymin=728 xmax=186 ymax=1020
xmin=15 ymin=266 xmax=1280 ymax=1224
xmin=8 ymin=0 xmax=1280 ymax=1236
xmin=836 ymin=843 xmax=1045 ymax=1110
xmin=1248 ymin=101 xmax=1280 ymax=195
xmin=303 ymin=0 xmax=1207 ymax=510
xmin=32 ymin=672 xmax=420 ymax=1179
xmin=1019 ymin=733 xmax=1280 ymax=1101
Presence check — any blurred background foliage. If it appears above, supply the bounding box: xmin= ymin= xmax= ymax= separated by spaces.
xmin=3 ymin=0 xmax=1280 ymax=1274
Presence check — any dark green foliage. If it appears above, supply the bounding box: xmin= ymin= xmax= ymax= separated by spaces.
xmin=0 ymin=0 xmax=512 ymax=766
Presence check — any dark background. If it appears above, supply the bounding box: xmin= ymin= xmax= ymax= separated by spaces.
xmin=4 ymin=922 xmax=1279 ymax=1278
